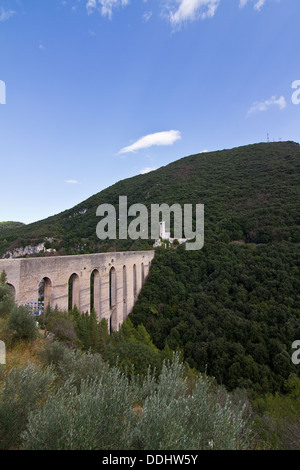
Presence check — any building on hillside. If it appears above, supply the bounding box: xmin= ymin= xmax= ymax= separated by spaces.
xmin=153 ymin=221 xmax=188 ymax=248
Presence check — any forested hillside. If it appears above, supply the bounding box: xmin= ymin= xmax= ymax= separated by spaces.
xmin=1 ymin=141 xmax=299 ymax=395
xmin=0 ymin=141 xmax=299 ymax=256
xmin=130 ymin=242 xmax=300 ymax=395
xmin=0 ymin=222 xmax=25 ymax=232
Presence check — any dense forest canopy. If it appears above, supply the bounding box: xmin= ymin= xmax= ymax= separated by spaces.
xmin=130 ymin=241 xmax=300 ymax=395
xmin=0 ymin=222 xmax=25 ymax=232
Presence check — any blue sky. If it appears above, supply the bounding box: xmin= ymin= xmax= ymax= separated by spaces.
xmin=0 ymin=0 xmax=300 ymax=224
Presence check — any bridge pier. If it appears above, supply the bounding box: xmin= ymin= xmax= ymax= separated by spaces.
xmin=0 ymin=250 xmax=154 ymax=332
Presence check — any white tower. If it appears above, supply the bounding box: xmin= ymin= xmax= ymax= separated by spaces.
xmin=159 ymin=221 xmax=166 ymax=239
xmin=159 ymin=221 xmax=171 ymax=240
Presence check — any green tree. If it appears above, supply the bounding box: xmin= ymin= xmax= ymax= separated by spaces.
xmin=7 ymin=305 xmax=38 ymax=341
xmin=0 ymin=270 xmax=7 ymax=285
xmin=45 ymin=308 xmax=77 ymax=345
xmin=0 ymin=271 xmax=15 ymax=318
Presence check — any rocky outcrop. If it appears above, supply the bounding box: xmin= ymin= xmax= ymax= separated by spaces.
xmin=2 ymin=241 xmax=56 ymax=259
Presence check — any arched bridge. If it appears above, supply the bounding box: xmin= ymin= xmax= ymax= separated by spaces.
xmin=0 ymin=251 xmax=155 ymax=331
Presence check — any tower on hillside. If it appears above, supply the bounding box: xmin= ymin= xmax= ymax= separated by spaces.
xmin=159 ymin=221 xmax=170 ymax=240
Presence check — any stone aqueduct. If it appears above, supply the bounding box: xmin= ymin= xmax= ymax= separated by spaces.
xmin=0 ymin=251 xmax=155 ymax=331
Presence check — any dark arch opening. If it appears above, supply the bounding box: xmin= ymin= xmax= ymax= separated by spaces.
xmin=109 ymin=267 xmax=117 ymax=332
xmin=68 ymin=273 xmax=80 ymax=311
xmin=123 ymin=265 xmax=127 ymax=322
xmin=38 ymin=277 xmax=52 ymax=308
xmin=133 ymin=264 xmax=137 ymax=301
xmin=6 ymin=283 xmax=16 ymax=300
xmin=90 ymin=269 xmax=100 ymax=316
xmin=141 ymin=262 xmax=145 ymax=285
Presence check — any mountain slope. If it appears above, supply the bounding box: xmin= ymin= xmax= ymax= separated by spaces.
xmin=1 ymin=140 xmax=299 ymax=394
xmin=0 ymin=141 xmax=299 ymax=257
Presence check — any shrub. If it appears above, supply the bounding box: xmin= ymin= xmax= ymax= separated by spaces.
xmin=7 ymin=305 xmax=38 ymax=341
xmin=39 ymin=340 xmax=110 ymax=391
xmin=0 ymin=364 xmax=55 ymax=449
xmin=22 ymin=367 xmax=138 ymax=450
xmin=39 ymin=339 xmax=71 ymax=368
xmin=22 ymin=354 xmax=251 ymax=450
xmin=131 ymin=355 xmax=250 ymax=450
xmin=45 ymin=309 xmax=77 ymax=345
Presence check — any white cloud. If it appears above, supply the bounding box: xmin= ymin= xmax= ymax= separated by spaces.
xmin=248 ymin=95 xmax=286 ymax=115
xmin=140 ymin=166 xmax=157 ymax=174
xmin=254 ymin=0 xmax=266 ymax=11
xmin=86 ymin=0 xmax=129 ymax=19
xmin=167 ymin=0 xmax=269 ymax=20
xmin=84 ymin=0 xmax=272 ymax=25
xmin=163 ymin=0 xmax=220 ymax=27
xmin=0 ymin=7 xmax=15 ymax=22
xmin=143 ymin=11 xmax=152 ymax=22
xmin=239 ymin=0 xmax=267 ymax=11
xmin=65 ymin=179 xmax=80 ymax=184
xmin=163 ymin=0 xmax=268 ymax=27
xmin=119 ymin=130 xmax=181 ymax=154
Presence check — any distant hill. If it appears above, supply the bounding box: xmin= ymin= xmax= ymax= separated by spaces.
xmin=0 ymin=141 xmax=299 ymax=257
xmin=0 ymin=221 xmax=25 ymax=232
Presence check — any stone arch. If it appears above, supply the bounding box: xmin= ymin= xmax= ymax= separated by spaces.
xmin=68 ymin=273 xmax=80 ymax=310
xmin=38 ymin=277 xmax=52 ymax=309
xmin=123 ymin=265 xmax=127 ymax=322
xmin=109 ymin=267 xmax=117 ymax=331
xmin=90 ymin=269 xmax=101 ymax=317
xmin=133 ymin=264 xmax=137 ymax=301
